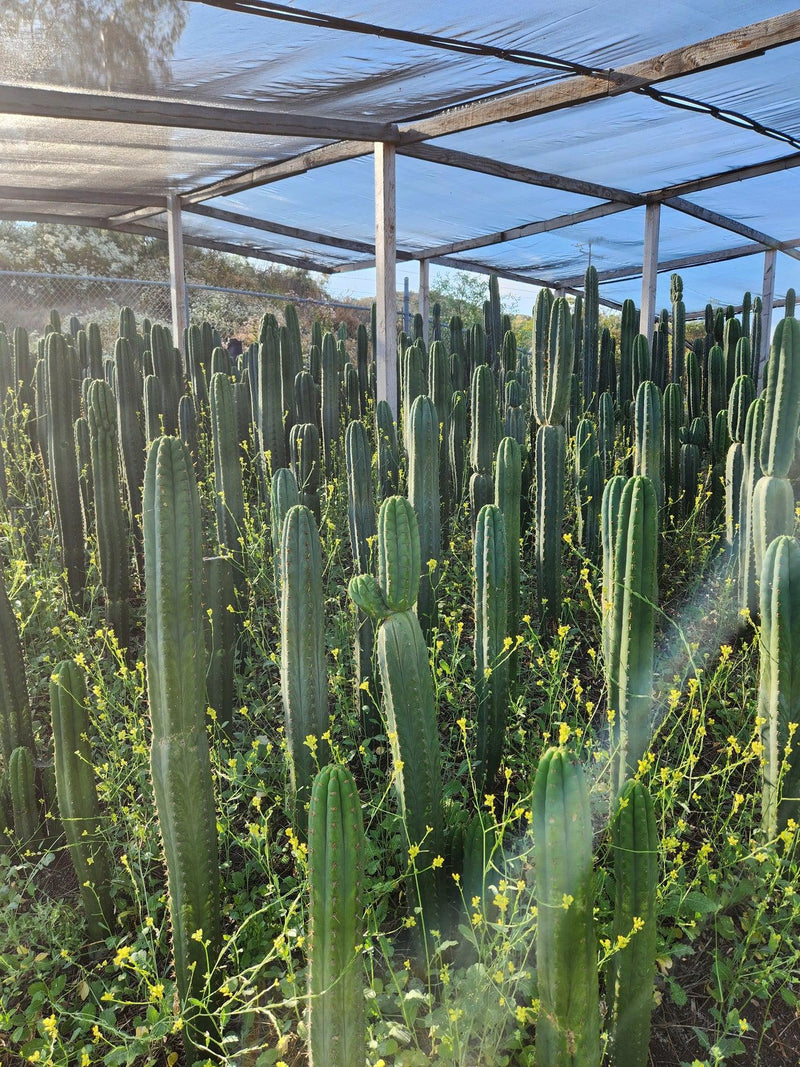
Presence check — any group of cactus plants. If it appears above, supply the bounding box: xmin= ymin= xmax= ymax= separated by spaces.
xmin=0 ymin=269 xmax=798 ymax=1067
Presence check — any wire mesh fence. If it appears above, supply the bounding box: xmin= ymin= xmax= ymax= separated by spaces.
xmin=0 ymin=270 xmax=374 ymax=349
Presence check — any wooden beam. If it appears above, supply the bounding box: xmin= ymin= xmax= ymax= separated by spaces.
xmin=418 ymin=259 xmax=430 ymax=344
xmin=759 ymin=249 xmax=777 ymax=386
xmin=166 ymin=196 xmax=188 ymax=347
xmin=184 ymin=202 xmax=373 ymax=257
xmin=398 ymin=12 xmax=800 ymax=142
xmin=400 ymin=143 xmax=643 ymax=205
xmin=647 ymin=151 xmax=800 ymax=201
xmin=0 ymin=83 xmax=398 ymax=144
xmin=0 ymin=185 xmax=167 ymax=209
xmin=375 ymin=143 xmax=397 ymax=417
xmin=664 ymin=196 xmax=800 ymax=262
xmin=556 ymin=242 xmax=763 ymax=288
xmin=639 ymin=203 xmax=661 ymax=335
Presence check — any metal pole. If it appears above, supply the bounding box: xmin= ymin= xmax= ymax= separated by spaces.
xmin=639 ymin=202 xmax=661 ymax=341
xmin=418 ymin=259 xmax=430 ymax=344
xmin=166 ymin=194 xmax=188 ymax=346
xmin=374 ymin=142 xmax=397 ymax=416
xmin=758 ymin=248 xmax=777 ymax=389
xmin=403 ymin=276 xmax=410 ymax=335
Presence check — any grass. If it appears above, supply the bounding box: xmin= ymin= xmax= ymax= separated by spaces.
xmin=0 ymin=386 xmax=798 ymax=1067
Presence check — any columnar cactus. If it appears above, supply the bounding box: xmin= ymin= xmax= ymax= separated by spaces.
xmin=494 ymin=436 xmax=522 ymax=657
xmin=290 ymin=422 xmax=322 ymax=525
xmin=270 ymin=467 xmax=300 ymax=592
xmin=469 ymin=363 xmax=496 ymax=529
xmin=448 ymin=390 xmax=467 ymax=506
xmin=210 ymin=371 xmax=245 ymax=576
xmin=307 ymin=764 xmax=366 ymax=1067
xmin=474 ymin=504 xmax=508 ymax=789
xmin=725 ymin=375 xmax=755 ymax=548
xmin=346 ymin=420 xmax=378 ymax=713
xmin=257 ymin=318 xmax=287 ymax=475
xmin=321 ymin=332 xmax=341 ymax=476
xmin=607 ymin=779 xmax=658 ymax=1067
xmin=601 ymin=475 xmax=627 ymax=694
xmin=375 ymin=399 xmax=399 ymax=501
xmin=0 ymin=575 xmax=35 ymax=769
xmin=408 ymin=395 xmax=441 ymax=634
xmin=583 ymin=264 xmax=599 ymax=409
xmin=605 ymin=476 xmax=658 ymax=796
xmin=143 ymin=436 xmax=221 ymax=1055
xmin=670 ymin=273 xmax=685 ymax=385
xmin=204 ymin=556 xmax=236 ymax=735
xmin=9 ymin=745 xmax=38 ymax=844
xmin=662 ymin=382 xmax=683 ymax=513
xmin=46 ymin=331 xmax=86 ymax=601
xmin=532 ymin=294 xmax=572 ymax=628
xmin=759 ymin=535 xmax=800 ymax=837
xmin=87 ymin=380 xmax=130 ymax=649
xmin=50 ymin=659 xmax=114 ymax=938
xmin=281 ymin=505 xmax=329 ymax=818
xmin=349 ymin=498 xmax=446 ymax=934
xmin=533 ymin=747 xmax=600 ymax=1067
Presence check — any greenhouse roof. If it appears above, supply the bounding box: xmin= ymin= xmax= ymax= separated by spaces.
xmin=1 ymin=0 xmax=799 ymax=313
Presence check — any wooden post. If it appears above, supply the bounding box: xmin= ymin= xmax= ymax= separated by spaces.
xmin=374 ymin=142 xmax=397 ymax=416
xmin=758 ymin=248 xmax=777 ymax=388
xmin=418 ymin=259 xmax=430 ymax=344
xmin=166 ymin=194 xmax=188 ymax=347
xmin=639 ymin=202 xmax=661 ymax=340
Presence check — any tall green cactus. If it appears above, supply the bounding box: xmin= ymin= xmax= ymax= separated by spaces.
xmin=143 ymin=436 xmax=221 ymax=1056
xmin=758 ymin=535 xmax=800 ymax=837
xmin=210 ymin=371 xmax=246 ymax=574
xmin=469 ymin=363 xmax=496 ymax=528
xmin=533 ymin=747 xmax=600 ymax=1067
xmin=9 ymin=745 xmax=38 ymax=844
xmin=375 ymin=399 xmax=399 ymax=501
xmin=257 ymin=318 xmax=287 ymax=475
xmin=349 ymin=498 xmax=445 ymax=934
xmin=281 ymin=505 xmax=329 ymax=818
xmin=662 ymin=382 xmax=683 ymax=513
xmin=605 ymin=476 xmax=658 ymax=796
xmin=607 ymin=779 xmax=658 ymax=1067
xmin=474 ymin=504 xmax=508 ymax=789
xmin=290 ymin=422 xmax=322 ymax=525
xmin=307 ymin=764 xmax=366 ymax=1067
xmin=270 ymin=467 xmax=300 ymax=592
xmin=321 ymin=333 xmax=341 ymax=476
xmin=670 ymin=273 xmax=685 ymax=385
xmin=204 ymin=556 xmax=236 ymax=735
xmin=408 ymin=395 xmax=441 ymax=635
xmin=633 ymin=382 xmax=663 ymax=510
xmin=46 ymin=331 xmax=86 ymax=601
xmin=494 ymin=436 xmax=522 ymax=655
xmin=583 ymin=264 xmax=599 ymax=410
xmin=87 ymin=379 xmax=130 ymax=649
xmin=345 ymin=420 xmax=379 ymax=717
xmin=0 ymin=575 xmax=35 ymax=770
xmin=50 ymin=659 xmax=114 ymax=938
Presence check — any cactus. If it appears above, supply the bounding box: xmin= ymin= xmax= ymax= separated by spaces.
xmin=74 ymin=414 xmax=93 ymax=535
xmin=143 ymin=436 xmax=221 ymax=1056
xmin=607 ymin=779 xmax=658 ymax=1067
xmin=686 ymin=346 xmax=702 ymax=424
xmin=209 ymin=372 xmax=245 ymax=577
xmin=290 ymin=422 xmax=322 ymax=525
xmin=9 ymin=745 xmax=38 ymax=844
xmin=601 ymin=476 xmax=627 ymax=671
xmin=375 ymin=399 xmax=399 ymax=501
xmin=50 ymin=659 xmax=114 ymax=938
xmin=605 ymin=476 xmax=658 ymax=796
xmin=536 ymin=424 xmax=566 ymax=629
xmin=307 ymin=764 xmax=366 ymax=1067
xmin=186 ymin=323 xmax=209 ymax=408
xmin=46 ymin=332 xmax=86 ymax=601
xmin=575 ymin=418 xmax=600 ymax=553
xmin=87 ymin=380 xmax=130 ymax=648
xmin=533 ymin=747 xmax=600 ymax=1067
xmin=0 ymin=575 xmax=35 ymax=770
xmin=494 ymin=437 xmax=522 ymax=657
xmin=281 ymin=505 xmax=329 ymax=818
xmin=295 ymin=369 xmax=317 ymax=426
xmin=752 ymin=476 xmax=794 ymax=574
xmin=449 ymin=390 xmax=468 ymax=506
xmin=408 ymin=395 xmax=441 ymax=635
xmin=143 ymin=373 xmax=163 ymax=444
xmin=321 ymin=333 xmax=341 ymax=476
xmin=760 ymin=317 xmax=800 ymax=478
xmin=204 ymin=556 xmax=237 ymax=735
xmin=270 ymin=467 xmax=300 ymax=591
xmin=758 ymin=535 xmax=800 ymax=837
xmin=113 ymin=337 xmax=146 ymax=571
xmin=346 ymin=421 xmax=378 ymax=715
xmin=532 ymin=294 xmax=572 ymax=427
xmin=662 ymin=382 xmax=683 ymax=513
xmin=428 ymin=340 xmax=452 ymax=519
xmin=474 ymin=504 xmax=508 ymax=788
xmin=583 ymin=264 xmax=599 ymax=409
xmin=670 ymin=273 xmax=685 ymax=385
xmin=349 ymin=498 xmax=445 ymax=932
xmin=631 ymin=335 xmax=650 ymax=397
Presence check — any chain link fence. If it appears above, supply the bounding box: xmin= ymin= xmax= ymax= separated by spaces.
xmin=0 ymin=270 xmax=374 ymax=349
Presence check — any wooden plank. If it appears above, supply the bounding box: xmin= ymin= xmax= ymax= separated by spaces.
xmin=665 ymin=196 xmax=800 ymax=261
xmin=398 ymin=12 xmax=800 ymax=142
xmin=0 ymin=185 xmax=166 ymax=209
xmin=0 ymin=84 xmax=398 ymax=143
xmin=556 ymin=242 xmax=764 ymax=288
xmin=759 ymin=249 xmax=777 ymax=385
xmin=166 ymin=196 xmax=188 ymax=347
xmin=647 ymin=151 xmax=800 ymax=201
xmin=374 ymin=143 xmax=398 ymax=416
xmin=400 ymin=143 xmax=643 ymax=205
xmin=639 ymin=203 xmax=661 ymax=335
xmin=185 ymin=202 xmax=373 ymax=257
xmin=418 ymin=259 xmax=430 ymax=344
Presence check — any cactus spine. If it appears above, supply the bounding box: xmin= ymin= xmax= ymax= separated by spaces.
xmin=533 ymin=747 xmax=600 ymax=1067
xmin=307 ymin=764 xmax=365 ymax=1067
xmin=281 ymin=505 xmax=329 ymax=817
xmin=143 ymin=436 xmax=220 ymax=1055
xmin=50 ymin=659 xmax=114 ymax=938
